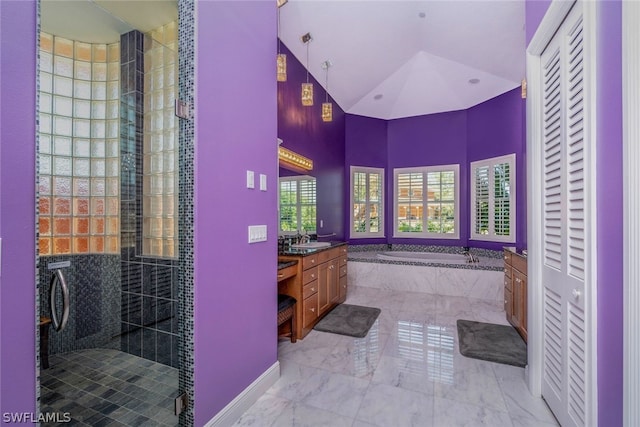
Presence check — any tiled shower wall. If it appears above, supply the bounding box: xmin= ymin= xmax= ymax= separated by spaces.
xmin=119 ymin=30 xmax=179 ymax=368
xmin=38 ymin=255 xmax=120 ymax=354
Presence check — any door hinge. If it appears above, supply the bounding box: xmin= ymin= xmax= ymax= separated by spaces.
xmin=175 ymin=99 xmax=193 ymax=120
xmin=175 ymin=392 xmax=189 ymax=416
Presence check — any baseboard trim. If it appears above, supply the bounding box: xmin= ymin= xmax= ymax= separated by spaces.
xmin=204 ymin=361 xmax=280 ymax=427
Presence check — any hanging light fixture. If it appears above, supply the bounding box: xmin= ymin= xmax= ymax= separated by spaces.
xmin=321 ymin=60 xmax=333 ymax=122
xmin=301 ymin=33 xmax=313 ymax=106
xmin=276 ymin=0 xmax=287 ymax=82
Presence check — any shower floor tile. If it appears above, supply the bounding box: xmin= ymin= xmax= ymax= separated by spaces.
xmin=40 ymin=349 xmax=178 ymax=427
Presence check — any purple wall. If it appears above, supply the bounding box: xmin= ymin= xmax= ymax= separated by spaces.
xmin=344 ymin=89 xmax=525 ymax=249
xmin=467 ymin=88 xmax=527 ymax=250
xmin=0 ymin=0 xmax=38 ymax=419
xmin=596 ymin=1 xmax=623 ymax=425
xmin=194 ymin=2 xmax=278 ymax=425
xmin=344 ymin=115 xmax=388 ymax=243
xmin=387 ymin=110 xmax=469 ymax=246
xmin=277 ymin=43 xmax=346 ymax=240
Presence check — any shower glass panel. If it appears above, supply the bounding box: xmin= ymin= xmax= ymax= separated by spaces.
xmin=38 ymin=3 xmax=180 ymax=425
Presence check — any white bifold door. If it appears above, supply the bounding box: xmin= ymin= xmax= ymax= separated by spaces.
xmin=540 ymin=2 xmax=594 ymax=426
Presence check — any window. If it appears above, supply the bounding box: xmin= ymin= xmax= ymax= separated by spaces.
xmin=393 ymin=165 xmax=459 ymax=238
xmin=350 ymin=166 xmax=384 ymax=238
xmin=279 ymin=176 xmax=316 ymax=234
xmin=470 ymin=154 xmax=515 ymax=242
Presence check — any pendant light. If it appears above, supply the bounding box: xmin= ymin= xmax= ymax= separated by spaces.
xmin=301 ymin=33 xmax=313 ymax=106
xmin=276 ymin=0 xmax=287 ymax=82
xmin=321 ymin=60 xmax=333 ymax=122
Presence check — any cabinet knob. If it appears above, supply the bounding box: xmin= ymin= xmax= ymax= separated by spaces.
xmin=504 ymin=269 xmax=508 ymax=274
xmin=343 ymin=285 xmax=346 ymax=288
xmin=311 ymin=273 xmax=315 ymax=278
xmin=311 ymin=287 xmax=316 ymax=292
xmin=515 ymin=278 xmax=521 ymax=283
xmin=310 ymin=307 xmax=315 ymax=312
xmin=311 ymin=259 xmax=315 ymax=264
xmin=572 ymin=289 xmax=581 ymax=299
xmin=504 ymin=299 xmax=508 ymax=304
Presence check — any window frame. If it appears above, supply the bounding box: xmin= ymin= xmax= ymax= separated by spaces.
xmin=393 ymin=164 xmax=460 ymax=239
xmin=350 ymin=166 xmax=385 ymax=239
xmin=470 ymin=153 xmax=516 ymax=243
xmin=278 ymin=175 xmax=317 ymax=235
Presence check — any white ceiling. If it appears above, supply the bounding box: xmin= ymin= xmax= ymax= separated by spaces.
xmin=40 ymin=0 xmax=177 ymax=44
xmin=279 ymin=1 xmax=526 ymax=119
xmin=40 ymin=1 xmax=525 ymax=120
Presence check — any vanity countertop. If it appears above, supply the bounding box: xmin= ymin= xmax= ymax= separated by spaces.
xmin=504 ymin=246 xmax=527 ymax=257
xmin=278 ymin=241 xmax=347 ymax=257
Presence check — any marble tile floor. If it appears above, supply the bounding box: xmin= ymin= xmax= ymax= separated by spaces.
xmin=40 ymin=348 xmax=178 ymax=426
xmin=234 ymin=286 xmax=559 ymax=427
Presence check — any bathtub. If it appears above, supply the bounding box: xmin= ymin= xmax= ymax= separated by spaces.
xmin=376 ymin=251 xmax=468 ymax=265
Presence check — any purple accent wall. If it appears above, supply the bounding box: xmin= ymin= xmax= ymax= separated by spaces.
xmin=0 ymin=0 xmax=38 ymax=419
xmin=344 ymin=115 xmax=388 ymax=243
xmin=344 ymin=89 xmax=525 ymax=249
xmin=277 ymin=43 xmax=346 ymax=240
xmin=467 ymin=88 xmax=526 ymax=250
xmin=525 ymin=0 xmax=552 ymax=45
xmin=194 ymin=2 xmax=278 ymax=425
xmin=596 ymin=1 xmax=623 ymax=425
xmin=387 ymin=110 xmax=469 ymax=246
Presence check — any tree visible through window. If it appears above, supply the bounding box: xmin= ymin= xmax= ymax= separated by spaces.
xmin=351 ymin=166 xmax=384 ymax=238
xmin=471 ymin=154 xmax=516 ymax=242
xmin=279 ymin=176 xmax=316 ymax=234
xmin=394 ymin=165 xmax=459 ymax=238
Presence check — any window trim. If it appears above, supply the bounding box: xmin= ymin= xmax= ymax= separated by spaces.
xmin=470 ymin=153 xmax=516 ymax=243
xmin=393 ymin=164 xmax=460 ymax=239
xmin=350 ymin=166 xmax=385 ymax=239
xmin=278 ymin=175 xmax=317 ymax=235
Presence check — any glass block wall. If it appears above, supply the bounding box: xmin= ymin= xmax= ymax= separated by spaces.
xmin=143 ymin=22 xmax=178 ymax=258
xmin=38 ymin=33 xmax=120 ymax=255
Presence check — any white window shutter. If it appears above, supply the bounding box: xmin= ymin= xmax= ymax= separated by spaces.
xmin=543 ymin=47 xmax=563 ymax=271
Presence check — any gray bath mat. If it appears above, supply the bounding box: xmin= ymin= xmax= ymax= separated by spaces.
xmin=314 ymin=304 xmax=381 ymax=338
xmin=457 ymin=319 xmax=527 ymax=367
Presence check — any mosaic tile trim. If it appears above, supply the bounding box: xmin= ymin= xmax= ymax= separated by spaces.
xmin=348 ymin=243 xmax=503 ymax=259
xmin=177 ymin=0 xmax=195 ymax=424
xmin=35 ymin=0 xmax=42 ymax=410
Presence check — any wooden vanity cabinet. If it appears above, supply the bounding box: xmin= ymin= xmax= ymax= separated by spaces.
xmin=278 ymin=244 xmax=348 ymax=340
xmin=504 ymin=249 xmax=528 ymax=342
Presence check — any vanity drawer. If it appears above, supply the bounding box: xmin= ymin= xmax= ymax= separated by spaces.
xmin=504 ymin=276 xmax=512 ymax=292
xmin=338 ymin=245 xmax=348 ymax=256
xmin=504 ymin=265 xmax=512 ymax=279
xmin=339 ymin=265 xmax=347 ymax=277
xmin=503 ymin=250 xmax=512 ymax=265
xmin=512 ymin=253 xmax=527 ymax=274
xmin=318 ymin=247 xmax=337 ymax=263
xmin=302 ymin=268 xmax=318 ymax=284
xmin=303 ymin=280 xmax=318 ymax=299
xmin=339 ymin=256 xmax=347 ymax=267
xmin=277 ymin=264 xmax=297 ymax=282
xmin=303 ymin=293 xmax=319 ymax=328
xmin=303 ymin=255 xmax=319 ymax=270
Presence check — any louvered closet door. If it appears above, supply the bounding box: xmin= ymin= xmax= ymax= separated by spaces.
xmin=540 ymin=3 xmax=589 ymax=427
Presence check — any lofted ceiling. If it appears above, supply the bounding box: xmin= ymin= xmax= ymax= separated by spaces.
xmin=278 ymin=0 xmax=526 ymax=120
xmin=40 ymin=1 xmax=525 ymax=120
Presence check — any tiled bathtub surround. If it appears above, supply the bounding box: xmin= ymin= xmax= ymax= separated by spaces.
xmin=348 ymin=253 xmax=504 ymax=303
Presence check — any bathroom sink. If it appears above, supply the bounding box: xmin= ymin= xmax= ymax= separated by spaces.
xmin=290 ymin=242 xmax=331 ymax=249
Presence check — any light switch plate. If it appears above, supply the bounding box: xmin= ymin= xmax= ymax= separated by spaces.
xmin=246 ymin=170 xmax=255 ymax=189
xmin=260 ymin=174 xmax=267 ymax=191
xmin=248 ymin=225 xmax=267 ymax=243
